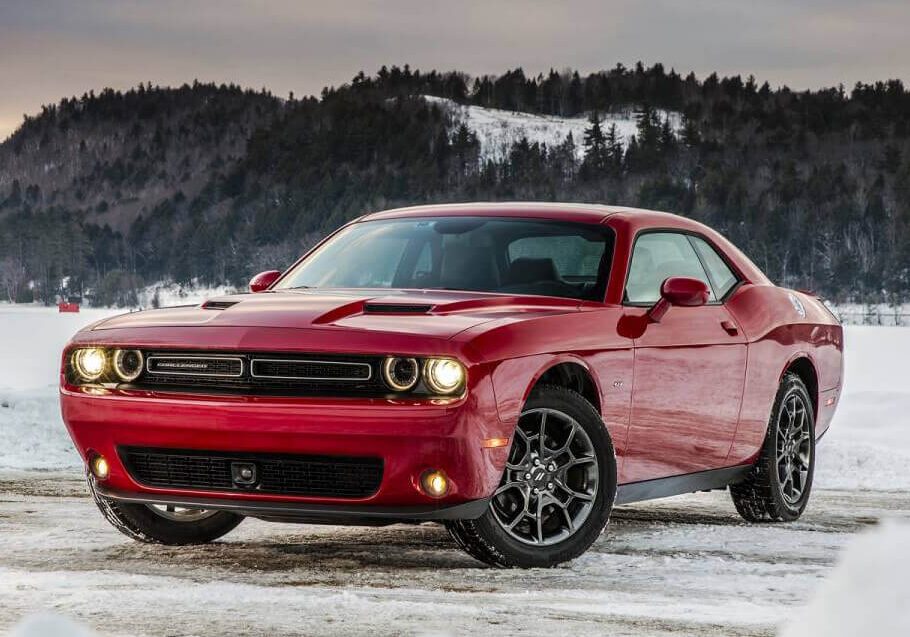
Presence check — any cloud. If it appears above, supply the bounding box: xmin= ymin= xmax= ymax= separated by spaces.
xmin=2 ymin=0 xmax=909 ymax=140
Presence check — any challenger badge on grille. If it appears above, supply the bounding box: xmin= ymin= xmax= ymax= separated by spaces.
xmin=146 ymin=355 xmax=244 ymax=378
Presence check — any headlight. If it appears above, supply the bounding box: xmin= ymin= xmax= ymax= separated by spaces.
xmin=113 ymin=349 xmax=144 ymax=382
xmin=382 ymin=356 xmax=419 ymax=391
xmin=424 ymin=358 xmax=465 ymax=394
xmin=72 ymin=348 xmax=107 ymax=381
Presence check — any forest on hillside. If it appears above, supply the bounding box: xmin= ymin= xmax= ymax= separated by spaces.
xmin=1 ymin=64 xmax=909 ymax=306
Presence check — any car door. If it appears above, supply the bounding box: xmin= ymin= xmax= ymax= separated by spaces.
xmin=620 ymin=231 xmax=747 ymax=483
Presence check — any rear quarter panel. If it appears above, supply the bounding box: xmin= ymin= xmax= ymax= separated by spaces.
xmin=725 ymin=285 xmax=843 ymax=464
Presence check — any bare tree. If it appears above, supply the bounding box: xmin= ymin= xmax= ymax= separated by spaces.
xmin=0 ymin=256 xmax=27 ymax=303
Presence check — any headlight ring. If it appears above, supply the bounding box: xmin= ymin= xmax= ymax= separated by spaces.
xmin=113 ymin=349 xmax=144 ymax=382
xmin=72 ymin=348 xmax=107 ymax=381
xmin=423 ymin=358 xmax=466 ymax=394
xmin=382 ymin=356 xmax=420 ymax=391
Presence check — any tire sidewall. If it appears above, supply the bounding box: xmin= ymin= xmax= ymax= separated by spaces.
xmin=88 ymin=476 xmax=243 ymax=544
xmin=117 ymin=502 xmax=244 ymax=544
xmin=474 ymin=386 xmax=617 ymax=567
xmin=766 ymin=376 xmax=816 ymax=520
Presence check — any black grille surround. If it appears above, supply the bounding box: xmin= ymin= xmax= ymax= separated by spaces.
xmin=120 ymin=447 xmax=384 ymax=499
xmin=127 ymin=350 xmax=389 ymax=397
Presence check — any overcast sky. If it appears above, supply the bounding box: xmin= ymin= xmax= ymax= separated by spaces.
xmin=1 ymin=0 xmax=908 ymax=140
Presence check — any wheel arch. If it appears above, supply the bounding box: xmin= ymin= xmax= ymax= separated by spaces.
xmin=523 ymin=356 xmax=603 ymax=416
xmin=781 ymin=354 xmax=819 ymax=418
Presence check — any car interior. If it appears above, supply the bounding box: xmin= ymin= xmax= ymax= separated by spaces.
xmin=281 ymin=217 xmax=615 ymax=301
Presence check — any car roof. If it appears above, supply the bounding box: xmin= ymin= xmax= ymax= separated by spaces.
xmin=359 ymin=201 xmax=692 ymax=226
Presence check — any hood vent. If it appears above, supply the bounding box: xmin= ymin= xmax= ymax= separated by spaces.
xmin=202 ymin=300 xmax=239 ymax=310
xmin=363 ymin=303 xmax=433 ymax=314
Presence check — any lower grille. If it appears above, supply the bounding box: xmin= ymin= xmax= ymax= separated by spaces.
xmin=120 ymin=447 xmax=383 ymax=499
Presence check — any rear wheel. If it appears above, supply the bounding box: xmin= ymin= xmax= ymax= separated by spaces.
xmin=447 ymin=385 xmax=616 ymax=567
xmin=730 ymin=373 xmax=816 ymax=522
xmin=88 ymin=477 xmax=244 ymax=544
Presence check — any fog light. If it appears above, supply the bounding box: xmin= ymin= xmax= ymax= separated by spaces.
xmin=420 ymin=469 xmax=449 ymax=498
xmin=90 ymin=455 xmax=110 ymax=480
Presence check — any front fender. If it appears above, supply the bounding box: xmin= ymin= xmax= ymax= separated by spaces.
xmin=489 ymin=349 xmax=633 ymax=467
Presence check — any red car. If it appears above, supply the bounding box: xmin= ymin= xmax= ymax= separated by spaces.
xmin=61 ymin=203 xmax=843 ymax=567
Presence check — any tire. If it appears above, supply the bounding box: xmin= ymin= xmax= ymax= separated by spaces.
xmin=447 ymin=385 xmax=617 ymax=567
xmin=730 ymin=373 xmax=816 ymax=522
xmin=88 ymin=477 xmax=244 ymax=544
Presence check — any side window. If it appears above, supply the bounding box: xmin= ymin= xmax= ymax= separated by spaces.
xmin=625 ymin=232 xmax=713 ymax=304
xmin=689 ymin=236 xmax=739 ymax=300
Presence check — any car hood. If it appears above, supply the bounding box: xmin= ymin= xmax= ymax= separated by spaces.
xmin=90 ymin=289 xmax=584 ymax=340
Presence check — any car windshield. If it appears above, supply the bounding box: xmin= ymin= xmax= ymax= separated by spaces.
xmin=275 ymin=216 xmax=614 ymax=301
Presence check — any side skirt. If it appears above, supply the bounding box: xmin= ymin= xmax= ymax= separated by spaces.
xmin=615 ymin=464 xmax=752 ymax=506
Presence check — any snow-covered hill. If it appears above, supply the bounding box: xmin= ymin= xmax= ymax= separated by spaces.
xmin=423 ymin=95 xmax=682 ymax=162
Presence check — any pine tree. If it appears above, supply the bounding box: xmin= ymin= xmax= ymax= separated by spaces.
xmin=581 ymin=111 xmax=609 ymax=177
xmin=659 ymin=117 xmax=677 ymax=154
xmin=604 ymin=123 xmax=624 ymax=175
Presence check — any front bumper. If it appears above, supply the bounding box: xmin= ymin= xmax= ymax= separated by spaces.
xmin=61 ymin=370 xmax=511 ymax=520
xmin=94 ymin=482 xmax=491 ymax=524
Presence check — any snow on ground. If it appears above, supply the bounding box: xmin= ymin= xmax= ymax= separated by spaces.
xmin=0 ymin=306 xmax=124 ymax=471
xmin=814 ymin=326 xmax=910 ymax=490
xmin=423 ymin=95 xmax=682 ymax=163
xmin=0 ymin=483 xmax=906 ymax=636
xmin=780 ymin=519 xmax=910 ymax=637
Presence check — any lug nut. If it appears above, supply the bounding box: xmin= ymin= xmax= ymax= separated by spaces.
xmin=547 ymin=463 xmax=556 ymax=471
xmin=547 ymin=482 xmax=554 ymax=490
xmin=533 ymin=458 xmax=541 ymax=466
xmin=532 ymin=487 xmax=539 ymax=494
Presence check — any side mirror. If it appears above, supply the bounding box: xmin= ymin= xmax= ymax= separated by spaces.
xmin=249 ymin=270 xmax=281 ymax=293
xmin=647 ymin=276 xmax=710 ymax=322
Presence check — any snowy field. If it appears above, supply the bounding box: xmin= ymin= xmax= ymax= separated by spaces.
xmin=423 ymin=95 xmax=682 ymax=163
xmin=0 ymin=305 xmax=908 ymax=635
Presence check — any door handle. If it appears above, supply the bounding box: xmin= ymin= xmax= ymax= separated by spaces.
xmin=721 ymin=320 xmax=739 ymax=336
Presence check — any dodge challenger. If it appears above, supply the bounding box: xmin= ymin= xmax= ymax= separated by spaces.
xmin=60 ymin=203 xmax=843 ymax=567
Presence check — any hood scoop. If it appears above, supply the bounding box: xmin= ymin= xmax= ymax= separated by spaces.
xmin=363 ymin=303 xmax=434 ymax=314
xmin=202 ymin=300 xmax=239 ymax=310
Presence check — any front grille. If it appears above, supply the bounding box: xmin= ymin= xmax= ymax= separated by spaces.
xmin=251 ymin=359 xmax=371 ymax=381
xmin=121 ymin=447 xmax=384 ymax=498
xmin=147 ymin=355 xmax=243 ymax=378
xmin=130 ymin=350 xmax=386 ymax=396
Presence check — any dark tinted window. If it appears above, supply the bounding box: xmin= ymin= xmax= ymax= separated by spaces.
xmin=276 ymin=217 xmax=614 ymax=301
